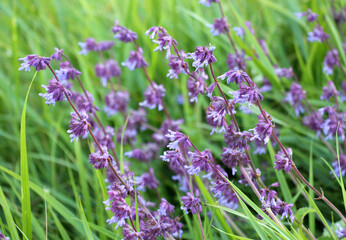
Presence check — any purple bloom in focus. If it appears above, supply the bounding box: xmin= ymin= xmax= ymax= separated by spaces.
xmin=104 ymin=90 xmax=129 ymax=116
xmin=122 ymin=48 xmax=148 ymax=71
xmin=275 ymin=67 xmax=294 ymax=78
xmin=335 ymin=224 xmax=346 ymax=238
xmin=112 ymin=20 xmax=138 ymax=42
xmin=323 ymin=49 xmax=340 ymax=75
xmin=165 ymin=130 xmax=192 ymax=150
xmin=152 ymin=31 xmax=177 ymax=58
xmin=233 ymin=27 xmax=245 ymax=38
xmin=260 ymin=182 xmax=279 ymax=206
xmin=51 ymin=47 xmax=64 ymax=61
xmin=89 ymin=146 xmax=110 ymax=169
xmin=332 ymin=154 xmax=346 ymax=177
xmin=187 ymin=69 xmax=208 ymax=102
xmin=39 ymin=78 xmax=71 ymax=106
xmin=186 ymin=149 xmax=214 ymax=175
xmin=218 ymin=70 xmax=250 ymax=85
xmin=321 ymin=81 xmax=338 ymax=101
xmin=232 ymin=83 xmax=263 ymax=107
xmin=295 ymin=9 xmax=318 ymax=22
xmin=188 ymin=45 xmax=217 ymax=70
xmin=207 ymin=17 xmax=229 ymax=36
xmin=104 ymin=191 xmax=131 ymax=229
xmin=67 ymin=110 xmax=90 ymax=142
xmin=95 ymin=59 xmax=121 ymax=87
xmin=145 ymin=26 xmax=160 ymax=39
xmin=221 ymin=147 xmax=249 ymax=175
xmin=277 ymin=199 xmax=294 ymax=223
xmin=181 ymin=190 xmax=202 ymax=214
xmin=250 ymin=111 xmax=273 ymax=144
xmin=139 ymin=82 xmax=166 ymax=111
xmin=199 ymin=0 xmax=219 ymax=7
xmin=207 ymin=96 xmax=235 ymax=133
xmin=224 ymin=124 xmax=252 ymax=151
xmin=18 ymin=55 xmax=52 ymax=72
xmin=274 ymin=148 xmax=293 ymax=173
xmin=307 ymin=25 xmax=330 ymax=42
xmin=167 ymin=52 xmax=187 ymax=79
xmin=283 ymin=82 xmax=306 ymax=116
xmin=226 ymin=51 xmax=247 ymax=70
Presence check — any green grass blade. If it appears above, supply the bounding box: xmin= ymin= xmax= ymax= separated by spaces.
xmin=78 ymin=198 xmax=95 ymax=240
xmin=49 ymin=206 xmax=71 ymax=240
xmin=211 ymin=225 xmax=254 ymax=240
xmin=0 ymin=185 xmax=20 ymax=239
xmin=20 ymin=72 xmax=37 ymax=240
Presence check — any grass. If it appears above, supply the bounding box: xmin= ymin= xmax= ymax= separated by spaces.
xmin=0 ymin=0 xmax=345 ymax=239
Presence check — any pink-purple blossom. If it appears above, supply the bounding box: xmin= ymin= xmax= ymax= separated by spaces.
xmin=188 ymin=45 xmax=217 ymax=70
xmin=19 ymin=55 xmax=52 ymax=72
xmin=67 ymin=110 xmax=90 ymax=142
xmin=39 ymin=78 xmax=71 ymax=106
xmin=112 ymin=20 xmax=138 ymax=43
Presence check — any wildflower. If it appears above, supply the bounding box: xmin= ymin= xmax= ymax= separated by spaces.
xmin=250 ymin=111 xmax=273 ymax=144
xmin=122 ymin=48 xmax=149 ymax=70
xmin=95 ymin=59 xmax=121 ymax=87
xmin=258 ymin=77 xmax=272 ymax=92
xmin=274 ymin=67 xmax=294 ymax=78
xmin=112 ymin=20 xmax=137 ymax=42
xmin=51 ymin=47 xmax=64 ymax=61
xmin=89 ymin=146 xmax=110 ymax=169
xmin=224 ymin=124 xmax=252 ymax=151
xmin=321 ymin=81 xmax=338 ymax=101
xmin=136 ymin=168 xmax=159 ymax=191
xmin=78 ymin=38 xmax=98 ymax=55
xmin=307 ymin=25 xmax=329 ymax=42
xmin=18 ymin=55 xmax=52 ymax=72
xmin=207 ymin=17 xmax=229 ymax=36
xmin=319 ymin=107 xmax=345 ymax=140
xmin=340 ymin=81 xmax=346 ymax=102
xmin=96 ymin=41 xmax=114 ymax=51
xmin=125 ymin=142 xmax=159 ymax=163
xmin=39 ymin=78 xmax=71 ymax=106
xmin=211 ymin=178 xmax=238 ymax=209
xmin=276 ymin=199 xmax=294 ymax=223
xmin=139 ymin=82 xmax=166 ymax=111
xmin=55 ymin=67 xmax=82 ymax=81
xmin=188 ymin=45 xmax=217 ymax=70
xmin=302 ymin=111 xmax=324 ymax=134
xmin=67 ymin=110 xmax=90 ymax=142
xmin=167 ymin=52 xmax=187 ymax=79
xmin=199 ymin=0 xmax=219 ymax=7
xmin=104 ymin=191 xmax=131 ymax=229
xmin=283 ymin=82 xmax=306 ymax=116
xmin=232 ymin=83 xmax=263 ymax=107
xmin=218 ymin=70 xmax=250 ymax=85
xmin=206 ymin=101 xmax=228 ymax=135
xmin=260 ymin=182 xmax=279 ymax=205
xmin=165 ymin=130 xmax=192 ymax=150
xmin=226 ymin=51 xmax=247 ymax=70
xmin=181 ymin=190 xmax=202 ymax=214
xmin=335 ymin=224 xmax=346 ymax=238
xmin=221 ymin=147 xmax=249 ymax=175
xmin=75 ymin=91 xmax=98 ymax=113
xmin=274 ymin=148 xmax=293 ymax=173
xmin=233 ymin=27 xmax=245 ymax=38
xmin=122 ymin=224 xmax=144 ymax=240
xmin=0 ymin=232 xmax=9 ymax=240
xmin=145 ymin=26 xmax=160 ymax=39
xmin=186 ymin=69 xmax=208 ymax=102
xmin=158 ymin=198 xmax=175 ymax=216
xmin=152 ymin=31 xmax=177 ymax=58
xmin=331 ymin=154 xmax=346 ymax=177
xmin=295 ymin=9 xmax=318 ymax=22
xmin=104 ymin=90 xmax=129 ymax=116
xmin=323 ymin=49 xmax=340 ymax=75
xmin=94 ymin=126 xmax=115 ymax=150
xmin=153 ymin=118 xmax=184 ymax=145
xmin=186 ymin=149 xmax=214 ymax=175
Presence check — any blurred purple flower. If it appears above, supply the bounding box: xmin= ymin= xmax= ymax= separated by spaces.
xmin=199 ymin=0 xmax=219 ymax=7
xmin=122 ymin=224 xmax=144 ymax=240
xmin=39 ymin=78 xmax=71 ymax=106
xmin=139 ymin=82 xmax=166 ymax=111
xmin=335 ymin=224 xmax=346 ymax=238
xmin=224 ymin=124 xmax=252 ymax=151
xmin=245 ymin=21 xmax=255 ymax=34
xmin=188 ymin=45 xmax=217 ymax=70
xmin=122 ymin=48 xmax=149 ymax=70
xmin=112 ymin=20 xmax=137 ymax=42
xmin=295 ymin=9 xmax=318 ymax=22
xmin=78 ymin=38 xmax=98 ymax=55
xmin=319 ymin=107 xmax=345 ymax=141
xmin=283 ymin=82 xmax=306 ymax=116
xmin=332 ymin=154 xmax=346 ymax=177
xmin=104 ymin=90 xmax=129 ymax=116
xmin=19 ymin=55 xmax=52 ymax=72
xmin=302 ymin=111 xmax=324 ymax=135
xmin=274 ymin=148 xmax=293 ymax=173
xmin=307 ymin=25 xmax=329 ymax=42
xmin=321 ymin=81 xmax=338 ymax=101
xmin=233 ymin=27 xmax=245 ymax=38
xmin=275 ymin=67 xmax=294 ymax=78
xmin=158 ymin=198 xmax=175 ymax=216
xmin=75 ymin=91 xmax=98 ymax=113
xmin=239 ymin=167 xmax=261 ymax=186
xmin=95 ymin=59 xmax=121 ymax=87
xmin=221 ymin=147 xmax=249 ymax=175
xmin=55 ymin=66 xmax=82 ymax=81
xmin=136 ymin=168 xmax=159 ymax=191
xmin=104 ymin=191 xmax=131 ymax=229
xmin=226 ymin=51 xmax=247 ymax=70
xmin=208 ymin=17 xmax=229 ymax=36
xmin=259 ymin=38 xmax=269 ymax=56
xmin=51 ymin=47 xmax=64 ymax=61
xmin=165 ymin=130 xmax=192 ymax=150
xmin=94 ymin=126 xmax=115 ymax=150
xmin=323 ymin=49 xmax=340 ymax=75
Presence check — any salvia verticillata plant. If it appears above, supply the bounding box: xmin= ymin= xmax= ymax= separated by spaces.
xmin=12 ymin=0 xmax=346 ymax=239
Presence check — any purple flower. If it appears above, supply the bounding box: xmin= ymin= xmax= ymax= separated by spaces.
xmin=239 ymin=167 xmax=261 ymax=186
xmin=207 ymin=17 xmax=229 ymax=36
xmin=67 ymin=110 xmax=90 ymax=142
xmin=321 ymin=81 xmax=338 ymax=101
xmin=307 ymin=25 xmax=330 ymax=42
xmin=186 ymin=149 xmax=214 ymax=175
xmin=55 ymin=67 xmax=82 ymax=81
xmin=276 ymin=199 xmax=294 ymax=223
xmin=258 ymin=77 xmax=272 ymax=93
xmin=224 ymin=124 xmax=252 ymax=151
xmin=78 ymin=38 xmax=98 ymax=55
xmin=323 ymin=49 xmax=340 ymax=75
xmin=145 ymin=26 xmax=160 ymax=39
xmin=274 ymin=67 xmax=294 ymax=78
xmin=152 ymin=31 xmax=177 ymax=58
xmin=332 ymin=154 xmax=346 ymax=177
xmin=232 ymin=83 xmax=263 ymax=107
xmin=274 ymin=148 xmax=293 ymax=173
xmin=165 ymin=130 xmax=192 ymax=150
xmin=75 ymin=91 xmax=98 ymax=113
xmin=319 ymin=107 xmax=345 ymax=140
xmin=233 ymin=27 xmax=245 ymax=38
xmin=104 ymin=90 xmax=129 ymax=116
xmin=161 ymin=150 xmax=185 ymax=174
xmin=302 ymin=111 xmax=324 ymax=134
xmin=158 ymin=198 xmax=175 ymax=216
xmin=187 ymin=69 xmax=208 ymax=102
xmin=341 ymin=81 xmax=346 ymax=102
xmin=260 ymin=182 xmax=279 ymax=206
xmin=104 ymin=191 xmax=131 ymax=229
xmin=245 ymin=21 xmax=255 ymax=34
xmin=188 ymin=45 xmax=217 ymax=70
xmin=139 ymin=82 xmax=166 ymax=111
xmin=199 ymin=0 xmax=219 ymax=7
xmin=18 ymin=55 xmax=52 ymax=72
xmin=295 ymin=9 xmax=318 ymax=22
xmin=153 ymin=118 xmax=184 ymax=145
xmin=206 ymin=99 xmax=230 ymax=135
xmin=122 ymin=224 xmax=144 ymax=240
xmin=335 ymin=224 xmax=346 ymax=238
xmin=136 ymin=168 xmax=159 ymax=191
xmin=0 ymin=232 xmax=9 ymax=240
xmin=181 ymin=190 xmax=202 ymax=214
xmin=39 ymin=79 xmax=71 ymax=106
xmin=259 ymin=38 xmax=269 ymax=56
xmin=96 ymin=41 xmax=114 ymax=51
xmin=89 ymin=146 xmax=110 ymax=169
xmin=250 ymin=111 xmax=273 ymax=144
xmin=112 ymin=20 xmax=137 ymax=42
xmin=94 ymin=126 xmax=115 ymax=150
xmin=51 ymin=47 xmax=64 ymax=61
xmin=226 ymin=51 xmax=247 ymax=70
xmin=95 ymin=59 xmax=121 ymax=87
xmin=167 ymin=52 xmax=187 ymax=79
xmin=221 ymin=147 xmax=249 ymax=175
xmin=283 ymin=82 xmax=306 ymax=116
xmin=218 ymin=70 xmax=250 ymax=85
xmin=211 ymin=178 xmax=238 ymax=209
xmin=122 ymin=48 xmax=148 ymax=71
